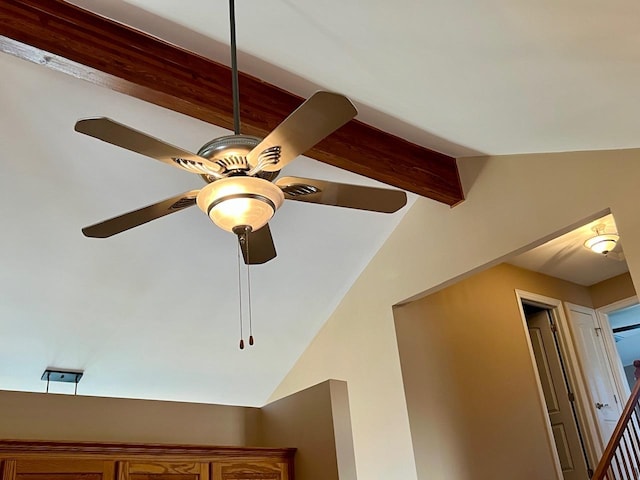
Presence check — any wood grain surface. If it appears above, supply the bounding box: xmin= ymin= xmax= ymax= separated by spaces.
xmin=0 ymin=0 xmax=464 ymax=205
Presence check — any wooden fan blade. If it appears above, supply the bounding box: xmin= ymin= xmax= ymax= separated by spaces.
xmin=246 ymin=92 xmax=357 ymax=172
xmin=236 ymin=224 xmax=277 ymax=265
xmin=82 ymin=190 xmax=199 ymax=238
xmin=75 ymin=118 xmax=223 ymax=176
xmin=276 ymin=176 xmax=407 ymax=213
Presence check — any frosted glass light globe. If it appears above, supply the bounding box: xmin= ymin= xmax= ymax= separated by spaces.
xmin=584 ymin=234 xmax=619 ymax=255
xmin=196 ymin=177 xmax=284 ymax=232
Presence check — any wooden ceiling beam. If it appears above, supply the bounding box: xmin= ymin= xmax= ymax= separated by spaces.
xmin=0 ymin=0 xmax=464 ymax=205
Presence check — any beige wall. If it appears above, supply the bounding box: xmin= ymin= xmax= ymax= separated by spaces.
xmin=270 ymin=152 xmax=640 ymax=480
xmin=393 ymin=263 xmax=596 ymax=480
xmin=259 ymin=380 xmax=356 ymax=480
xmin=0 ymin=380 xmax=355 ymax=480
xmin=0 ymin=389 xmax=257 ymax=445
xmin=589 ymin=272 xmax=637 ymax=309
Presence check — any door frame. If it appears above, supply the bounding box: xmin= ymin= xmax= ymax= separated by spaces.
xmin=595 ymin=295 xmax=639 ymax=402
xmin=515 ymin=290 xmax=600 ymax=475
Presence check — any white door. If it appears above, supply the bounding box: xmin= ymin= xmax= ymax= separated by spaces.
xmin=566 ymin=303 xmax=622 ymax=445
xmin=527 ymin=310 xmax=590 ymax=480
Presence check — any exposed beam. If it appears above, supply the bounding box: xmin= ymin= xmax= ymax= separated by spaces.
xmin=0 ymin=0 xmax=464 ymax=205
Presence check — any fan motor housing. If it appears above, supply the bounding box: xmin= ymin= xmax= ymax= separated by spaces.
xmin=197 ymin=134 xmax=259 ymax=160
xmin=197 ymin=134 xmax=279 ymax=183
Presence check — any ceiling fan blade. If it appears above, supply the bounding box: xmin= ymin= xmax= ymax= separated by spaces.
xmin=82 ymin=190 xmax=200 ymax=238
xmin=236 ymin=224 xmax=277 ymax=265
xmin=246 ymin=91 xmax=357 ymax=172
xmin=74 ymin=118 xmax=223 ymax=176
xmin=276 ymin=176 xmax=407 ymax=213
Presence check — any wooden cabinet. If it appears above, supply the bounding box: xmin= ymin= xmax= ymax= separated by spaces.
xmin=212 ymin=460 xmax=288 ymax=480
xmin=119 ymin=460 xmax=210 ymax=480
xmin=0 ymin=442 xmax=293 ymax=480
xmin=2 ymin=458 xmax=115 ymax=480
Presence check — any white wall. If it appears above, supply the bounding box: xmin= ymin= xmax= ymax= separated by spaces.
xmin=270 ymin=152 xmax=640 ymax=479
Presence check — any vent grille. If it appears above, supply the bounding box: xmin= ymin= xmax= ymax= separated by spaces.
xmin=172 ymin=157 xmax=215 ymax=174
xmin=216 ymin=155 xmax=249 ymax=171
xmin=170 ymin=197 xmax=196 ymax=210
xmin=281 ymin=183 xmax=321 ymax=197
xmin=258 ymin=146 xmax=281 ymax=166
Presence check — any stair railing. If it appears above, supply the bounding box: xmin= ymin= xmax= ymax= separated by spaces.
xmin=593 ymin=377 xmax=640 ymax=479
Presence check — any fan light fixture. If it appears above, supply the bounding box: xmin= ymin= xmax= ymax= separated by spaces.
xmin=584 ymin=224 xmax=619 ymax=255
xmin=196 ymin=176 xmax=284 ymax=232
xmin=71 ymin=0 xmax=405 ymax=349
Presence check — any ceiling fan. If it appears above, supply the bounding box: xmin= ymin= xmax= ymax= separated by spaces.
xmin=74 ymin=3 xmax=407 ymax=265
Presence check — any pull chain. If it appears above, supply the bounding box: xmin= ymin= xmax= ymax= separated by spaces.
xmin=235 ymin=227 xmax=256 ymax=349
xmin=237 ymin=241 xmax=244 ymax=349
xmin=247 ymin=229 xmax=254 ymax=346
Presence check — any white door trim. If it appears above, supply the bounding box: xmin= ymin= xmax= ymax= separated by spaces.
xmin=515 ymin=290 xmax=600 ymax=476
xmin=596 ymin=295 xmax=639 ymax=402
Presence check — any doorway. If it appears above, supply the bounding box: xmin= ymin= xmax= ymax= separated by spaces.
xmin=522 ymin=301 xmax=592 ymax=480
xmin=597 ymin=298 xmax=640 ymax=394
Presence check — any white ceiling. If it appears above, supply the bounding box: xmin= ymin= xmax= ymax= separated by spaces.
xmin=69 ymin=0 xmax=640 ymax=157
xmin=508 ymin=214 xmax=628 ymax=286
xmin=0 ymin=51 xmax=414 ymax=405
xmin=4 ymin=0 xmax=640 ymax=405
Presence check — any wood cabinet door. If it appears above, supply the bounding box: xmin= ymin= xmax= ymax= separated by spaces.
xmin=212 ymin=461 xmax=288 ymax=480
xmin=118 ymin=461 xmax=209 ymax=480
xmin=2 ymin=458 xmax=115 ymax=480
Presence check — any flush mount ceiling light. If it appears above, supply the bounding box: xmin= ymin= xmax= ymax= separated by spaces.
xmin=584 ymin=224 xmax=620 ymax=255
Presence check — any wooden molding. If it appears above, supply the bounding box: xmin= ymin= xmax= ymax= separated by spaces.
xmin=0 ymin=440 xmax=295 ymax=459
xmin=0 ymin=0 xmax=464 ymax=205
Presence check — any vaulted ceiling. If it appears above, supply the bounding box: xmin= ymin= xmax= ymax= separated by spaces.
xmin=0 ymin=0 xmax=463 ymax=205
xmin=2 ymin=0 xmax=640 ymax=405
